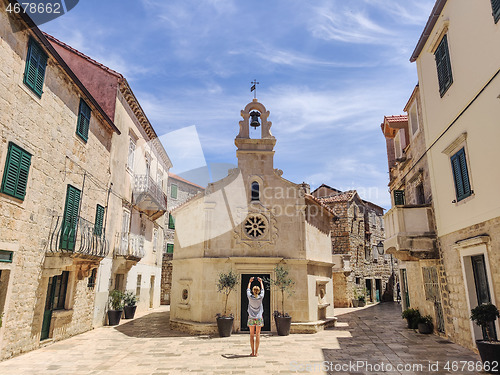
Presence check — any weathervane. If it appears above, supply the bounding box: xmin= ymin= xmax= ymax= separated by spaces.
xmin=250 ymin=79 xmax=259 ymax=99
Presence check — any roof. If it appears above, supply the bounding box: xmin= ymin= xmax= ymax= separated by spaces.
xmin=169 ymin=173 xmax=205 ymax=190
xmin=410 ymin=0 xmax=447 ymax=62
xmin=381 ymin=115 xmax=408 ymax=138
xmin=304 ymin=194 xmax=336 ymax=217
xmin=311 ymin=183 xmax=342 ymax=196
xmin=317 ymin=190 xmax=356 ymax=204
xmin=403 ymin=84 xmax=420 ymax=112
xmin=11 ymin=8 xmax=120 ymax=135
xmin=384 ymin=115 xmax=408 ymax=124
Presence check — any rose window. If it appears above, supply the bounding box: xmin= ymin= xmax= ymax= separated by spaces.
xmin=244 ymin=214 xmax=267 ymax=238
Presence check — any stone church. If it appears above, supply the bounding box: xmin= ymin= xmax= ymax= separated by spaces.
xmin=169 ymin=99 xmax=335 ymax=334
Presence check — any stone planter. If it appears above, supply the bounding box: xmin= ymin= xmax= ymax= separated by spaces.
xmin=216 ymin=316 xmax=234 ymax=337
xmin=417 ymin=322 xmax=433 ymax=334
xmin=107 ymin=310 xmax=122 ymax=326
xmin=275 ymin=316 xmax=292 ymax=336
xmin=352 ymin=299 xmax=359 ymax=308
xmin=476 ymin=340 xmax=500 ymax=374
xmin=124 ymin=305 xmax=137 ymax=319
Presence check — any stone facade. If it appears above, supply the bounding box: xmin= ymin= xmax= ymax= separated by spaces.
xmin=161 ymin=173 xmax=204 ymax=305
xmin=0 ymin=4 xmax=119 ymax=359
xmin=170 ymin=99 xmax=335 ymax=334
xmin=313 ymin=187 xmax=395 ymax=307
xmin=44 ymin=34 xmax=172 ymax=322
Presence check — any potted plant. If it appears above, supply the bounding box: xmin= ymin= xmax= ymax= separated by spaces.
xmin=268 ymin=265 xmax=295 ymax=336
xmin=123 ymin=291 xmax=138 ymax=319
xmin=470 ymin=303 xmax=500 ymax=373
xmin=417 ymin=315 xmax=433 ymax=334
xmin=358 ymin=292 xmax=366 ymax=308
xmin=107 ymin=289 xmax=124 ymax=326
xmin=216 ymin=270 xmax=239 ymax=337
xmin=402 ymin=308 xmax=421 ymax=329
xmin=352 ymin=289 xmax=359 ymax=308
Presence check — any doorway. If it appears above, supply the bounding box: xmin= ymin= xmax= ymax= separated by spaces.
xmin=240 ymin=274 xmax=270 ymax=332
xmin=365 ymin=279 xmax=373 ymax=302
xmin=471 ymin=255 xmax=497 ymax=340
xmin=400 ymin=269 xmax=410 ymax=310
xmin=375 ymin=279 xmax=382 ymax=302
xmin=150 ymin=275 xmax=155 ymax=308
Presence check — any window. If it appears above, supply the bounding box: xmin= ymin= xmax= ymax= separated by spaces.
xmin=492 ymin=0 xmax=500 ymax=23
xmin=251 ymin=181 xmax=260 ymax=201
xmin=364 ymin=246 xmax=371 ymax=261
xmin=394 ymin=131 xmax=402 ymax=159
xmin=153 ymin=228 xmax=158 ymax=252
xmin=0 ymin=250 xmax=13 ymax=263
xmin=1 ymin=142 xmax=32 ymax=200
xmin=409 ymin=103 xmax=419 ymax=135
xmin=51 ymin=271 xmax=69 ymax=310
xmin=372 ymin=245 xmax=379 ymax=261
xmin=166 ymin=243 xmax=174 ymax=254
xmin=393 ymin=190 xmax=405 ymax=206
xmin=171 ymin=184 xmax=178 ymax=199
xmin=451 ymin=148 xmax=471 ymax=202
xmin=87 ymin=268 xmax=97 ymax=288
xmin=136 ymin=274 xmax=142 ymax=298
xmin=434 ymin=35 xmax=453 ymax=97
xmin=416 ymin=183 xmax=425 ymax=205
xmin=76 ymin=99 xmax=91 ymax=142
xmin=24 ymin=38 xmax=47 ymax=97
xmin=168 ymin=214 xmax=175 ymax=229
xmin=127 ymin=138 xmax=136 ymax=170
xmin=157 ymin=168 xmax=163 ymax=189
xmin=94 ymin=204 xmax=105 ymax=236
xmin=60 ymin=185 xmax=81 ymax=251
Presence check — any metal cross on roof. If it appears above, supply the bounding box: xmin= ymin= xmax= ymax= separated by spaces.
xmin=250 ymin=79 xmax=259 ymax=99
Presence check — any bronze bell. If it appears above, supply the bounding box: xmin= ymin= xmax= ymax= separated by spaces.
xmin=250 ymin=111 xmax=261 ymax=129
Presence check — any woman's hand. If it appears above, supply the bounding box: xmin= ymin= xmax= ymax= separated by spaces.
xmin=250 ymin=277 xmax=255 ymax=282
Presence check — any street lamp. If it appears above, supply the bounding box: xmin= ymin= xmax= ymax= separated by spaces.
xmin=376 ymin=240 xmax=384 ymax=255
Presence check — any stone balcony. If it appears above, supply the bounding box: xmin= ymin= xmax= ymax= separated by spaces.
xmin=115 ymin=233 xmax=146 ymax=262
xmin=133 ymin=174 xmax=167 ymax=220
xmin=44 ymin=215 xmax=109 ymax=279
xmin=383 ymin=204 xmax=438 ymax=261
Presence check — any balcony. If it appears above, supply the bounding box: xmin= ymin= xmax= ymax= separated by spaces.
xmin=383 ymin=204 xmax=438 ymax=261
xmin=133 ymin=174 xmax=167 ymax=220
xmin=115 ymin=233 xmax=145 ymax=262
xmin=46 ymin=216 xmax=109 ymax=260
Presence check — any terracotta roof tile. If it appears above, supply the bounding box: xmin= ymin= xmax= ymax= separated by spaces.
xmin=384 ymin=115 xmax=408 ymax=123
xmin=169 ymin=173 xmax=205 ymax=190
xmin=317 ymin=190 xmax=356 ymax=204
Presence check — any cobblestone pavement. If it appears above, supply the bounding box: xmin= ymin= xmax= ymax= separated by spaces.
xmin=0 ymin=303 xmax=482 ymax=375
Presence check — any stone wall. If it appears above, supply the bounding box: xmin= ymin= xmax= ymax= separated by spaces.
xmin=0 ymin=6 xmax=113 ymax=359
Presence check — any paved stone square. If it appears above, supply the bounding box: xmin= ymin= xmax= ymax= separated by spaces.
xmin=0 ymin=303 xmax=481 ymax=375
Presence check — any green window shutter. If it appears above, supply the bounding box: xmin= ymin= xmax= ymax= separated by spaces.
xmin=451 ymin=148 xmax=471 ymax=202
xmin=166 ymin=244 xmax=174 ymax=254
xmin=76 ymin=99 xmax=91 ymax=142
xmin=1 ymin=142 xmax=32 ymax=200
xmin=60 ymin=185 xmax=81 ymax=251
xmin=23 ymin=38 xmax=48 ymax=97
xmin=394 ymin=190 xmax=405 ymax=206
xmin=168 ymin=214 xmax=175 ymax=229
xmin=171 ymin=184 xmax=178 ymax=199
xmin=492 ymin=0 xmax=500 ymax=23
xmin=434 ymin=35 xmax=453 ymax=97
xmin=94 ymin=204 xmax=105 ymax=236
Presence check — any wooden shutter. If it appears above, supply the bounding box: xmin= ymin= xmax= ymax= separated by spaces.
xmin=60 ymin=185 xmax=81 ymax=250
xmin=94 ymin=204 xmax=105 ymax=236
xmin=171 ymin=184 xmax=178 ymax=199
xmin=394 ymin=190 xmax=405 ymax=206
xmin=435 ymin=35 xmax=453 ymax=97
xmin=451 ymin=148 xmax=471 ymax=201
xmin=1 ymin=143 xmax=32 ymax=200
xmin=168 ymin=214 xmax=175 ymax=229
xmin=167 ymin=244 xmax=174 ymax=254
xmin=24 ymin=39 xmax=47 ymax=97
xmin=77 ymin=99 xmax=91 ymax=141
xmin=492 ymin=0 xmax=500 ymax=22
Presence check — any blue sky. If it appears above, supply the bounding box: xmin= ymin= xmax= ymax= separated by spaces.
xmin=42 ymin=0 xmax=436 ymax=209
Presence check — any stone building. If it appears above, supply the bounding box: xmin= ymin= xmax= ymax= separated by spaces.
xmin=44 ymin=34 xmax=172 ymax=322
xmin=170 ymin=99 xmax=335 ymax=334
xmin=381 ymin=89 xmax=444 ymax=333
xmin=313 ymin=186 xmax=395 ymax=307
xmin=0 ymin=4 xmax=120 ymax=359
xmin=383 ymin=0 xmax=500 ymax=350
xmin=161 ymin=173 xmax=204 ymax=305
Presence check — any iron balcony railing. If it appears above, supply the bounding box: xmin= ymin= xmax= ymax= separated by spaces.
xmin=46 ymin=216 xmax=109 ymax=258
xmin=115 ymin=232 xmax=145 ymax=260
xmin=133 ymin=174 xmax=167 ymax=211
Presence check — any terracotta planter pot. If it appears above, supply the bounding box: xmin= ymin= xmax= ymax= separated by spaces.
xmin=216 ymin=316 xmax=234 ymax=337
xmin=124 ymin=305 xmax=137 ymax=319
xmin=107 ymin=310 xmax=122 ymax=326
xmin=476 ymin=340 xmax=500 ymax=374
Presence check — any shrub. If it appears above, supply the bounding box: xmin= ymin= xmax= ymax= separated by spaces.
xmin=109 ymin=289 xmax=124 ymax=310
xmin=216 ymin=270 xmax=239 ymax=317
xmin=470 ymin=303 xmax=499 ymax=342
xmin=123 ymin=291 xmax=137 ymax=307
xmin=402 ymin=308 xmax=421 ymax=329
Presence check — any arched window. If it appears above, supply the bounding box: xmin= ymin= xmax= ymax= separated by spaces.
xmin=251 ymin=181 xmax=260 ymax=201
